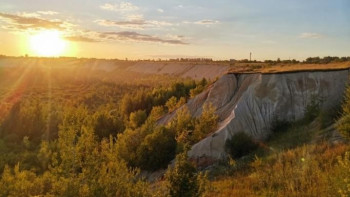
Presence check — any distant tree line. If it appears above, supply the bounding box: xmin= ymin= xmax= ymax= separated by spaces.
xmin=236 ymin=56 xmax=350 ymax=64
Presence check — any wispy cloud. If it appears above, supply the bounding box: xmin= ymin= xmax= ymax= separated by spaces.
xmin=299 ymin=32 xmax=323 ymax=39
xmin=194 ymin=20 xmax=220 ymax=25
xmin=95 ymin=19 xmax=146 ymax=29
xmin=36 ymin=11 xmax=58 ymax=15
xmin=183 ymin=19 xmax=220 ymax=25
xmin=157 ymin=8 xmax=164 ymax=13
xmin=16 ymin=11 xmax=58 ymax=18
xmin=0 ymin=12 xmax=68 ymax=31
xmin=65 ymin=35 xmax=99 ymax=42
xmin=95 ymin=19 xmax=172 ymax=29
xmin=99 ymin=31 xmax=188 ymax=45
xmin=100 ymin=2 xmax=139 ymax=12
xmin=64 ymin=29 xmax=187 ymax=45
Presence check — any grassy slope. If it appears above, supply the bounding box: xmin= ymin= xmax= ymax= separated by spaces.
xmin=205 ymin=116 xmax=350 ymax=197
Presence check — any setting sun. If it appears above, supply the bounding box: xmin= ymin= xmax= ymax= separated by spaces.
xmin=29 ymin=30 xmax=67 ymax=56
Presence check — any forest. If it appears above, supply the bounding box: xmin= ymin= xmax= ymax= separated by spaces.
xmin=0 ymin=63 xmax=216 ymax=196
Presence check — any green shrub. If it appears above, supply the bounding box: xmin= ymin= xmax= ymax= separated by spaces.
xmin=129 ymin=110 xmax=147 ymax=129
xmin=165 ymin=151 xmax=207 ymax=197
xmin=303 ymin=96 xmax=322 ymax=123
xmin=336 ymin=86 xmax=350 ymax=140
xmin=270 ymin=116 xmax=291 ymax=134
xmin=225 ymin=132 xmax=259 ymax=159
xmin=137 ymin=126 xmax=177 ymax=171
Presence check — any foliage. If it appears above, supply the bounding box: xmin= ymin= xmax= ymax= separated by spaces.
xmin=304 ymin=56 xmax=350 ymax=64
xmin=209 ymin=143 xmax=350 ymax=197
xmin=137 ymin=126 xmax=177 ymax=171
xmin=92 ymin=108 xmax=125 ymax=140
xmin=116 ymin=120 xmax=176 ymax=171
xmin=129 ymin=110 xmax=147 ymax=129
xmin=170 ymin=103 xmax=218 ymax=148
xmin=166 ymin=96 xmax=179 ymax=112
xmin=225 ymin=132 xmax=259 ymax=159
xmin=337 ymin=86 xmax=350 ymax=139
xmin=149 ymin=105 xmax=166 ymax=120
xmin=193 ymin=103 xmax=218 ymax=143
xmin=303 ymin=95 xmax=322 ymax=123
xmin=170 ymin=106 xmax=194 ymax=143
xmin=165 ymin=151 xmax=208 ymax=197
xmin=0 ymin=61 xmax=212 ymax=196
xmin=0 ymin=125 xmax=151 ymax=197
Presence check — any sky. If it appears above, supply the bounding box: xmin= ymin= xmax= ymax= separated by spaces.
xmin=0 ymin=0 xmax=349 ymax=60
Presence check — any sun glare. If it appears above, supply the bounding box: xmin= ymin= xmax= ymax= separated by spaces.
xmin=29 ymin=30 xmax=67 ymax=57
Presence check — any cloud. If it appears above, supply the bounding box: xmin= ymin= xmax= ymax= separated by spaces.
xmin=16 ymin=11 xmax=58 ymax=18
xmin=17 ymin=12 xmax=41 ymax=18
xmin=157 ymin=9 xmax=164 ymax=13
xmin=100 ymin=2 xmax=139 ymax=12
xmin=183 ymin=19 xmax=220 ymax=25
xmin=194 ymin=20 xmax=220 ymax=25
xmin=64 ymin=30 xmax=187 ymax=45
xmin=99 ymin=31 xmax=188 ymax=44
xmin=0 ymin=12 xmax=67 ymax=31
xmin=125 ymin=14 xmax=144 ymax=20
xmin=37 ymin=11 xmax=58 ymax=15
xmin=65 ymin=36 xmax=99 ymax=42
xmin=95 ymin=19 xmax=172 ymax=29
xmin=95 ymin=19 xmax=146 ymax=29
xmin=299 ymin=32 xmax=323 ymax=39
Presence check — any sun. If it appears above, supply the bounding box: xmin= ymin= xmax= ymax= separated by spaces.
xmin=29 ymin=30 xmax=67 ymax=56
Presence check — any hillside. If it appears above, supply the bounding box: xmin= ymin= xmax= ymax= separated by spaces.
xmin=0 ymin=57 xmax=349 ymax=196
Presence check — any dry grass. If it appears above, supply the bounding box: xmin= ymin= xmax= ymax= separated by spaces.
xmin=205 ymin=116 xmax=350 ymax=197
xmin=207 ymin=143 xmax=350 ymax=197
xmin=228 ymin=62 xmax=350 ymax=74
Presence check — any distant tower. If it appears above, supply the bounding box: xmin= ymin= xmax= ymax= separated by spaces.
xmin=250 ymin=52 xmax=252 ymax=62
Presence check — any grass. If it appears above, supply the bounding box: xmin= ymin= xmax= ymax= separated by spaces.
xmin=227 ymin=61 xmax=350 ymax=74
xmin=204 ymin=114 xmax=350 ymax=197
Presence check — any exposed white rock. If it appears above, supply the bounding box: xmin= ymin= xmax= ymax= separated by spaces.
xmin=161 ymin=69 xmax=350 ymax=160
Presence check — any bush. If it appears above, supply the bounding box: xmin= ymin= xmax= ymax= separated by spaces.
xmin=137 ymin=126 xmax=176 ymax=171
xmin=165 ymin=151 xmax=207 ymax=197
xmin=129 ymin=110 xmax=147 ymax=129
xmin=337 ymin=86 xmax=350 ymax=140
xmin=225 ymin=132 xmax=259 ymax=159
xmin=192 ymin=103 xmax=218 ymax=143
xmin=303 ymin=96 xmax=322 ymax=123
xmin=270 ymin=116 xmax=291 ymax=134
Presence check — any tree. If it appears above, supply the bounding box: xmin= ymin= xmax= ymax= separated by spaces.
xmin=166 ymin=96 xmax=178 ymax=112
xmin=129 ymin=110 xmax=147 ymax=129
xmin=116 ymin=120 xmax=155 ymax=168
xmin=149 ymin=105 xmax=166 ymax=120
xmin=93 ymin=110 xmax=124 ymax=140
xmin=337 ymin=86 xmax=350 ymax=140
xmin=136 ymin=126 xmax=176 ymax=171
xmin=169 ymin=106 xmax=194 ymax=146
xmin=192 ymin=103 xmax=218 ymax=143
xmin=165 ymin=150 xmax=207 ymax=197
xmin=225 ymin=132 xmax=258 ymax=159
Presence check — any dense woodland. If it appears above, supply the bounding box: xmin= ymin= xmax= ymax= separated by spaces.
xmin=0 ymin=64 xmax=216 ymax=196
xmin=0 ymin=62 xmax=349 ymax=196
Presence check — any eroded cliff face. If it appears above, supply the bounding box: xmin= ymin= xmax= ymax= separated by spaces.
xmin=160 ymin=69 xmax=350 ymax=160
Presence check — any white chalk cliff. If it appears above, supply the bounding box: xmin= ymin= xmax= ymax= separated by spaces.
xmin=160 ymin=69 xmax=349 ymax=160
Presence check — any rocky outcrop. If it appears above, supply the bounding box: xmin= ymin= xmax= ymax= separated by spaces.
xmin=160 ymin=69 xmax=350 ymax=160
